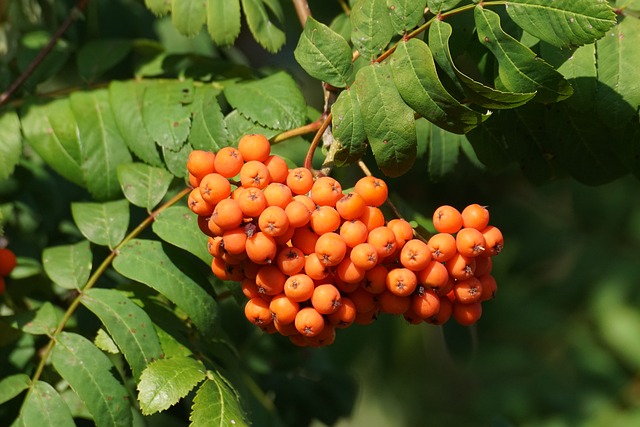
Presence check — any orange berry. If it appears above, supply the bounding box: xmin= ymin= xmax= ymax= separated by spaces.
xmin=239 ymin=160 xmax=271 ymax=189
xmin=245 ymin=297 xmax=273 ymax=326
xmin=284 ymin=200 xmax=312 ymax=228
xmin=446 ymin=253 xmax=476 ymax=280
xmin=367 ymin=226 xmax=397 ymax=258
xmin=284 ymin=273 xmax=315 ymax=302
xmin=263 ymin=183 xmax=293 ymax=209
xmin=311 ymin=283 xmax=342 ymax=314
xmin=241 ymin=278 xmax=262 ymax=299
xmin=334 ymin=276 xmax=361 ymax=293
xmin=461 ymin=204 xmax=490 ymax=230
xmin=238 ymin=133 xmax=271 ymax=162
xmin=207 ymin=236 xmax=224 ymax=257
xmin=207 ymin=214 xmax=225 ymax=236
xmin=213 ymin=147 xmax=244 ymax=178
xmin=287 ymin=167 xmax=314 ymax=195
xmin=293 ymin=194 xmax=316 ymax=212
xmin=310 ymin=205 xmax=341 ymax=235
xmin=304 ymin=253 xmax=330 ymax=280
xmin=385 ymin=267 xmax=418 ymax=297
xmin=314 ymin=232 xmax=347 ymax=267
xmin=474 ymin=256 xmax=493 ymax=277
xmin=347 ymin=287 xmax=376 ymax=313
xmin=264 ymin=155 xmax=289 ymax=183
xmin=188 ymin=173 xmax=200 ymax=188
xmin=269 ymin=293 xmax=300 ymax=324
xmin=417 ymin=260 xmax=449 ymax=290
xmin=236 ymin=187 xmax=267 ymax=218
xmin=336 ymin=192 xmax=367 ymax=221
xmin=291 ymin=226 xmax=320 ymax=255
xmin=456 ymin=227 xmax=487 ymax=257
xmin=399 ymin=239 xmax=431 ymax=271
xmin=274 ymin=319 xmax=300 ymax=336
xmin=245 ymin=232 xmax=277 ymax=264
xmin=376 ymin=290 xmax=410 ymax=315
xmin=350 ymin=242 xmax=379 ymax=270
xmin=306 ymin=323 xmax=336 ymax=347
xmin=452 ymin=277 xmax=483 ymax=304
xmin=354 ymin=176 xmax=388 ymax=207
xmin=255 ymin=265 xmax=287 ymax=295
xmin=222 ymin=226 xmax=248 ymax=255
xmin=211 ymin=198 xmax=244 ymax=230
xmin=452 ymin=301 xmax=482 ymax=326
xmin=411 ymin=288 xmax=441 ymax=319
xmin=387 ymin=218 xmax=414 ymax=247
xmin=478 ymin=274 xmax=498 ymax=301
xmin=187 ymin=150 xmax=216 ymax=181
xmin=358 ymin=206 xmax=385 ymax=231
xmin=295 ymin=307 xmax=325 ymax=337
xmin=310 ymin=176 xmax=343 ymax=207
xmin=258 ymin=205 xmax=290 ymax=237
xmin=354 ymin=307 xmax=378 ymax=325
xmin=335 ymin=257 xmax=366 ymax=284
xmin=188 ymin=187 xmax=215 ymax=216
xmin=327 ymin=297 xmax=356 ymax=328
xmin=433 ymin=205 xmax=463 ymax=234
xmin=427 ymin=233 xmax=457 ymax=263
xmin=242 ymin=260 xmax=261 ymax=279
xmin=481 ymin=225 xmax=504 ymax=256
xmin=198 ymin=173 xmax=231 ymax=206
xmin=339 ymin=219 xmax=369 ymax=248
xmin=275 ymin=246 xmax=305 ymax=276
xmin=363 ymin=264 xmax=389 ymax=294
xmin=426 ymin=296 xmax=453 ymax=325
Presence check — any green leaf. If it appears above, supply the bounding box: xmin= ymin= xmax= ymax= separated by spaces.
xmin=5 ymin=302 xmax=60 ymax=335
xmin=94 ymin=329 xmax=120 ymax=354
xmin=71 ymin=200 xmax=130 ymax=249
xmin=51 ymin=332 xmax=133 ymax=427
xmin=117 ymin=163 xmax=173 ymax=211
xmin=189 ymin=84 xmax=229 ymax=151
xmin=142 ymin=79 xmax=194 ymax=150
xmin=152 ymin=205 xmax=212 ymax=264
xmin=12 ymin=381 xmax=75 ymax=427
xmin=145 ymin=0 xmax=171 ymax=15
xmin=294 ymin=16 xmax=354 ymax=88
xmin=224 ymin=72 xmax=307 ymax=130
xmin=262 ymin=0 xmax=285 ymax=23
xmin=20 ymin=99 xmax=84 ymax=186
xmin=240 ymin=0 xmax=286 ymax=53
xmin=224 ymin=109 xmax=279 ymax=143
xmin=595 ymin=302 xmax=640 ymax=370
xmin=595 ymin=15 xmax=640 ymax=129
xmin=0 ymin=374 xmax=30 ymax=405
xmin=112 ymin=239 xmax=218 ymax=335
xmin=429 ymin=20 xmax=537 ymax=109
xmin=17 ymin=31 xmax=71 ymax=90
xmin=77 ymin=39 xmax=132 ymax=82
xmin=506 ymin=0 xmax=617 ymax=48
xmin=189 ymin=374 xmax=249 ymax=427
xmin=330 ymin=13 xmax=352 ymax=41
xmin=137 ymin=356 xmax=206 ymax=415
xmin=390 ymin=39 xmax=490 ymax=134
xmin=171 ymin=0 xmax=207 ymax=36
xmin=207 ymin=0 xmax=241 ymax=46
xmin=426 ymin=0 xmax=462 ymax=13
xmin=331 ymin=89 xmax=368 ymax=167
xmin=354 ymin=63 xmax=417 ymax=177
xmin=109 ymin=80 xmax=164 ymax=167
xmin=387 ymin=0 xmax=427 ymax=34
xmin=162 ymin=142 xmax=192 ymax=178
xmin=70 ymin=89 xmax=133 ymax=200
xmin=81 ymin=288 xmax=164 ymax=380
xmin=427 ymin=126 xmax=462 ymax=181
xmin=350 ymin=0 xmax=394 ymax=60
xmin=474 ymin=6 xmax=573 ymax=103
xmin=42 ymin=240 xmax=92 ymax=290
xmin=0 ymin=111 xmax=22 ymax=181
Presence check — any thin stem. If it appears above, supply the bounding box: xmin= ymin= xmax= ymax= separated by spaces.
xmin=303 ymin=112 xmax=332 ymax=171
xmin=270 ymin=116 xmax=324 ymax=145
xmin=292 ymin=0 xmax=311 ymax=27
xmin=27 ymin=187 xmax=190 ymax=391
xmin=0 ymin=0 xmax=91 ymax=107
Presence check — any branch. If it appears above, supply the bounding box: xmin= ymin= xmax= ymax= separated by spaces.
xmin=292 ymin=0 xmax=312 ymax=27
xmin=0 ymin=0 xmax=91 ymax=107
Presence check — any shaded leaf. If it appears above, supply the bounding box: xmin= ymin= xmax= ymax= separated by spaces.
xmin=145 ymin=0 xmax=171 ymax=16
xmin=109 ymin=80 xmax=164 ymax=167
xmin=70 ymin=89 xmax=133 ymax=200
xmin=474 ymin=6 xmax=573 ymax=103
xmin=12 ymin=381 xmax=75 ymax=427
xmin=117 ymin=163 xmax=173 ymax=211
xmin=138 ymin=356 xmax=206 ymax=415
xmin=0 ymin=111 xmax=21 ymax=181
xmin=112 ymin=239 xmax=218 ymax=335
xmin=351 ymin=0 xmax=394 ymax=61
xmin=20 ymin=99 xmax=84 ymax=186
xmin=17 ymin=31 xmax=71 ymax=90
xmin=329 ymin=13 xmax=351 ymax=41
xmin=426 ymin=0 xmax=462 ymax=13
xmin=506 ymin=0 xmax=617 ymax=48
xmin=77 ymin=39 xmax=132 ymax=82
xmin=294 ymin=16 xmax=354 ymax=88
xmin=189 ymin=84 xmax=229 ymax=151
xmin=595 ymin=302 xmax=640 ymax=370
xmin=42 ymin=240 xmax=92 ymax=290
xmin=162 ymin=142 xmax=192 ymax=178
xmin=240 ymin=0 xmax=286 ymax=53
xmin=142 ymin=79 xmax=194 ymax=150
xmin=172 ymin=0 xmax=207 ymax=37
xmin=391 ymin=38 xmax=490 ymax=134
xmin=427 ymin=126 xmax=462 ymax=181
xmin=0 ymin=374 xmax=30 ymax=405
xmin=207 ymin=0 xmax=241 ymax=46
xmin=71 ymin=200 xmax=130 ymax=249
xmin=5 ymin=302 xmax=60 ymax=336
xmin=331 ymin=89 xmax=368 ymax=167
xmin=224 ymin=72 xmax=307 ymax=130
xmin=387 ymin=0 xmax=427 ymax=34
xmin=190 ymin=374 xmax=249 ymax=427
xmin=51 ymin=332 xmax=132 ymax=427
xmin=354 ymin=63 xmax=417 ymax=177
xmin=81 ymin=288 xmax=163 ymax=380
xmin=152 ymin=205 xmax=212 ymax=264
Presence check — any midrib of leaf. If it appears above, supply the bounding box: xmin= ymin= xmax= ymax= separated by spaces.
xmin=303 ymin=32 xmax=347 ymax=86
xmin=31 ymin=387 xmax=58 ymax=427
xmin=212 ymin=377 xmax=227 ymax=426
xmin=91 ymin=93 xmax=115 ymax=198
xmin=145 ymin=365 xmax=201 ymax=407
xmin=402 ymin=44 xmax=451 ymax=119
xmin=369 ymin=66 xmax=407 ymax=165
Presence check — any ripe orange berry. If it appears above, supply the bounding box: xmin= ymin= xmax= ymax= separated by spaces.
xmin=334 ymin=276 xmax=361 ymax=293
xmin=287 ymin=167 xmax=314 ymax=195
xmin=222 ymin=226 xmax=248 ymax=255
xmin=0 ymin=249 xmax=17 ymax=278
xmin=315 ymin=232 xmax=347 ymax=267
xmin=187 ymin=150 xmax=216 ymax=181
xmin=358 ymin=206 xmax=385 ymax=231
xmin=311 ymin=283 xmax=342 ymax=314
xmin=417 ymin=260 xmax=449 ymax=290
xmin=258 ymin=205 xmax=290 ymax=237
xmin=478 ymin=274 xmax=498 ymax=301
xmin=284 ymin=200 xmax=312 ymax=228
xmin=239 ymin=160 xmax=271 ymax=189
xmin=481 ymin=225 xmax=504 ymax=256
xmin=213 ymin=147 xmax=244 ymax=178
xmin=336 ymin=192 xmax=367 ymax=221
xmin=327 ymin=297 xmax=357 ymax=328
xmin=295 ymin=307 xmax=325 ymax=337
xmin=452 ymin=277 xmax=483 ymax=304
xmin=363 ymin=264 xmax=388 ymax=294
xmin=207 ymin=236 xmax=225 ymax=257
xmin=245 ymin=231 xmax=277 ymax=264
xmin=198 ymin=173 xmax=231 ymax=206
xmin=304 ymin=253 xmax=331 ymax=280
xmin=411 ymin=288 xmax=441 ymax=319
xmin=474 ymin=256 xmax=493 ymax=277
xmin=275 ymin=246 xmax=305 ymax=276
xmin=385 ymin=267 xmax=418 ymax=297
xmin=446 ymin=253 xmax=476 ymax=280
xmin=387 ymin=218 xmax=414 ymax=247
xmin=350 ymin=242 xmax=379 ymax=270
xmin=347 ymin=287 xmax=377 ymax=313
xmin=263 ymin=183 xmax=293 ymax=209
xmin=255 ymin=265 xmax=287 ymax=295
xmin=207 ymin=214 xmax=225 ymax=236
xmin=354 ymin=176 xmax=388 ymax=207
xmin=293 ymin=194 xmax=316 ymax=212
xmin=284 ymin=273 xmax=315 ymax=302
xmin=335 ymin=257 xmax=366 ymax=284
xmin=291 ymin=226 xmax=320 ymax=255
xmin=433 ymin=205 xmax=463 ymax=234
xmin=452 ymin=301 xmax=482 ymax=326
xmin=339 ymin=219 xmax=369 ymax=248
xmin=306 ymin=323 xmax=336 ymax=347
xmin=367 ymin=226 xmax=397 ymax=258
xmin=211 ymin=198 xmax=244 ymax=230
xmin=238 ymin=133 xmax=271 ymax=162
xmin=427 ymin=233 xmax=457 ymax=262
xmin=274 ymin=319 xmax=300 ymax=336
xmin=354 ymin=307 xmax=378 ymax=325
xmin=245 ymin=297 xmax=273 ymax=326
xmin=455 ymin=227 xmax=486 ymax=257
xmin=310 ymin=176 xmax=343 ymax=207
xmin=310 ymin=205 xmax=341 ymax=235
xmin=264 ymin=155 xmax=289 ymax=184
xmin=461 ymin=204 xmax=490 ymax=230
xmin=269 ymin=293 xmax=300 ymax=324
xmin=236 ymin=187 xmax=267 ymax=218
xmin=399 ymin=239 xmax=431 ymax=271
xmin=376 ymin=290 xmax=410 ymax=315
xmin=426 ymin=296 xmax=453 ymax=325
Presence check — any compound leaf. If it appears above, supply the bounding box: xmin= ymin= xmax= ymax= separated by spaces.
xmin=142 ymin=79 xmax=194 ymax=150
xmin=387 ymin=0 xmax=427 ymax=34
xmin=0 ymin=111 xmax=21 ymax=181
xmin=117 ymin=163 xmax=173 ymax=211
xmin=71 ymin=200 xmax=130 ymax=249
xmin=152 ymin=205 xmax=211 ymax=264
xmin=42 ymin=240 xmax=92 ymax=290
xmin=207 ymin=0 xmax=241 ymax=46
xmin=331 ymin=88 xmax=367 ymax=167
xmin=351 ymin=0 xmax=394 ymax=61
xmin=189 ymin=84 xmax=229 ymax=151
xmin=171 ymin=0 xmax=207 ymax=37
xmin=12 ymin=381 xmax=75 ymax=427
xmin=189 ymin=374 xmax=249 ymax=427
xmin=240 ymin=0 xmax=286 ymax=53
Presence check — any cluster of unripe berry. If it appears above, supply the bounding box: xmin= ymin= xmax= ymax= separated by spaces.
xmin=0 ymin=247 xmax=17 ymax=294
xmin=187 ymin=134 xmax=503 ymax=347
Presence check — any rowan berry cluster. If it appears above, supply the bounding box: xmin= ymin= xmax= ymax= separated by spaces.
xmin=187 ymin=134 xmax=504 ymax=347
xmin=0 ymin=247 xmax=17 ymax=295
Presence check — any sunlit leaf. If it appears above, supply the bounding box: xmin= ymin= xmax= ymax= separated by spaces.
xmin=77 ymin=39 xmax=132 ymax=82
xmin=12 ymin=381 xmax=75 ymax=427
xmin=142 ymin=79 xmax=194 ymax=150
xmin=71 ymin=200 xmax=130 ymax=249
xmin=207 ymin=0 xmax=241 ymax=46
xmin=162 ymin=142 xmax=192 ymax=178
xmin=189 ymin=374 xmax=250 ymax=427
xmin=117 ymin=163 xmax=173 ymax=211
xmin=0 ymin=111 xmax=21 ymax=181
xmin=351 ymin=0 xmax=394 ymax=60
xmin=94 ymin=329 xmax=120 ymax=354
xmin=152 ymin=205 xmax=211 ymax=264
xmin=138 ymin=356 xmax=206 ymax=415
xmin=145 ymin=0 xmax=171 ymax=16
xmin=426 ymin=0 xmax=462 ymax=13
xmin=189 ymin=84 xmax=229 ymax=151
xmin=42 ymin=241 xmax=92 ymax=290
xmin=387 ymin=0 xmax=427 ymax=34
xmin=240 ymin=0 xmax=286 ymax=53
xmin=172 ymin=0 xmax=207 ymax=36
xmin=0 ymin=374 xmax=31 ymax=405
